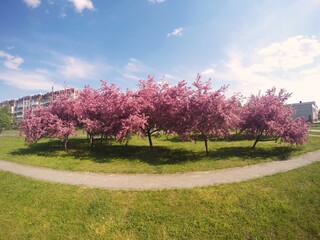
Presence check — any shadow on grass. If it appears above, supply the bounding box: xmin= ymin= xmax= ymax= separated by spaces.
xmin=162 ymin=134 xmax=256 ymax=143
xmin=9 ymin=139 xmax=203 ymax=166
xmin=9 ymin=138 xmax=299 ymax=166
xmin=209 ymin=146 xmax=299 ymax=161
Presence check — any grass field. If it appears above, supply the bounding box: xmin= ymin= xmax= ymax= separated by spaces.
xmin=310 ymin=123 xmax=320 ymax=129
xmin=309 ymin=131 xmax=320 ymax=135
xmin=1 ymin=162 xmax=320 ymax=239
xmin=1 ymin=130 xmax=319 ymax=239
xmin=0 ymin=131 xmax=320 ymax=173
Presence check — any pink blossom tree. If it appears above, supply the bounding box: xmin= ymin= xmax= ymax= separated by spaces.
xmin=159 ymin=80 xmax=193 ymax=138
xmin=98 ymin=81 xmax=146 ymax=145
xmin=280 ymin=117 xmax=309 ymax=146
xmin=75 ymin=82 xmax=147 ymax=148
xmin=240 ymin=87 xmax=308 ymax=149
xmin=21 ymin=90 xmax=77 ymax=150
xmin=134 ymin=76 xmax=168 ymax=149
xmin=20 ymin=107 xmax=76 ymax=150
xmin=21 ymin=108 xmax=60 ymax=144
xmin=134 ymin=77 xmax=195 ymax=149
xmin=75 ymin=85 xmax=105 ymax=148
xmin=50 ymin=90 xmax=77 ymax=150
xmin=176 ymin=75 xmax=241 ymax=155
xmin=114 ymin=89 xmax=147 ymax=144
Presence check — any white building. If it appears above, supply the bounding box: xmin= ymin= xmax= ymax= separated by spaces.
xmin=289 ymin=101 xmax=319 ymax=123
xmin=0 ymin=88 xmax=79 ymax=121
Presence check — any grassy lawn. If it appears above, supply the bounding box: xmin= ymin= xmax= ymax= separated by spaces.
xmin=1 ymin=162 xmax=320 ymax=239
xmin=309 ymin=131 xmax=320 ymax=135
xmin=310 ymin=123 xmax=320 ymax=129
xmin=0 ymin=131 xmax=320 ymax=174
xmin=0 ymin=131 xmax=319 ymax=173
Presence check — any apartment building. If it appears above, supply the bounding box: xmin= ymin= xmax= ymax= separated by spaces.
xmin=0 ymin=88 xmax=79 ymax=121
xmin=289 ymin=101 xmax=319 ymax=123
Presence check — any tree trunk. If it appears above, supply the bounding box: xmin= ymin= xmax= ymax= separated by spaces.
xmin=252 ymin=138 xmax=259 ymax=149
xmin=252 ymin=132 xmax=263 ymax=149
xmin=90 ymin=135 xmax=94 ymax=150
xmin=64 ymin=137 xmax=68 ymax=151
xmin=204 ymin=135 xmax=209 ymax=155
xmin=147 ymin=130 xmax=153 ymax=150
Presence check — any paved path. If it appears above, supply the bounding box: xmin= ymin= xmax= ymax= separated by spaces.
xmin=1 ymin=150 xmax=320 ymax=190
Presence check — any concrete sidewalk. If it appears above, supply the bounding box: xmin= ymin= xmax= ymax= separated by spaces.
xmin=1 ymin=150 xmax=320 ymax=190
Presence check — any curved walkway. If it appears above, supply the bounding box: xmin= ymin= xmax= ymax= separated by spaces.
xmin=1 ymin=150 xmax=320 ymax=190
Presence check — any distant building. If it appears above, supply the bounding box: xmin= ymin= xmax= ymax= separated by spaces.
xmin=289 ymin=101 xmax=319 ymax=123
xmin=0 ymin=88 xmax=79 ymax=121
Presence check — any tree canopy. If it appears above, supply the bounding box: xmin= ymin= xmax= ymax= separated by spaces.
xmin=0 ymin=106 xmax=12 ymax=133
xmin=239 ymin=88 xmax=309 ymax=149
xmin=20 ymin=77 xmax=309 ymax=153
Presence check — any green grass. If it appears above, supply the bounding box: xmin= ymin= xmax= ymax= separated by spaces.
xmin=0 ymin=129 xmax=21 ymax=136
xmin=1 ymin=131 xmax=320 ymax=174
xmin=309 ymin=122 xmax=320 ymax=134
xmin=1 ymin=162 xmax=320 ymax=239
xmin=309 ymin=130 xmax=320 ymax=135
xmin=310 ymin=123 xmax=320 ymax=129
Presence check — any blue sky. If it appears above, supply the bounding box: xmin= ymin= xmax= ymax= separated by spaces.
xmin=1 ymin=0 xmax=320 ymax=105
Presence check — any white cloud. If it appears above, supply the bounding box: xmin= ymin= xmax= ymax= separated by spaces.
xmin=122 ymin=58 xmax=147 ymax=81
xmin=68 ymin=0 xmax=94 ymax=13
xmin=249 ymin=35 xmax=320 ymax=73
xmin=0 ymin=70 xmax=56 ymax=91
xmin=202 ymin=67 xmax=215 ymax=76
xmin=148 ymin=0 xmax=165 ymax=3
xmin=167 ymin=27 xmax=184 ymax=37
xmin=122 ymin=73 xmax=141 ymax=81
xmin=23 ymin=0 xmax=41 ymax=8
xmin=59 ymin=12 xmax=67 ymax=18
xmin=162 ymin=73 xmax=181 ymax=82
xmin=59 ymin=55 xmax=96 ymax=80
xmin=216 ymin=36 xmax=320 ymax=105
xmin=300 ymin=66 xmax=320 ymax=75
xmin=122 ymin=59 xmax=195 ymax=83
xmin=124 ymin=58 xmax=146 ymax=73
xmin=217 ymin=50 xmax=278 ymax=95
xmin=0 ymin=50 xmax=24 ymax=70
xmin=0 ymin=51 xmax=113 ymax=95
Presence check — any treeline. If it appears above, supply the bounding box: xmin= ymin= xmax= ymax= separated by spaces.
xmin=0 ymin=106 xmax=12 ymax=133
xmin=20 ymin=75 xmax=309 ymax=154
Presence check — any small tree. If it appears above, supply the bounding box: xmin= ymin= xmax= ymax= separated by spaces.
xmin=280 ymin=117 xmax=309 ymax=146
xmin=49 ymin=90 xmax=77 ymax=150
xmin=161 ymin=80 xmax=193 ymax=139
xmin=0 ymin=106 xmax=12 ymax=133
xmin=180 ymin=75 xmax=240 ymax=155
xmin=75 ymin=85 xmax=105 ymax=148
xmin=20 ymin=91 xmax=77 ymax=151
xmin=135 ymin=77 xmax=195 ymax=149
xmin=99 ymin=81 xmax=146 ymax=145
xmin=21 ymin=108 xmax=62 ymax=144
xmin=113 ymin=89 xmax=147 ymax=144
xmin=240 ymin=87 xmax=308 ymax=149
xmin=134 ymin=77 xmax=168 ymax=149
